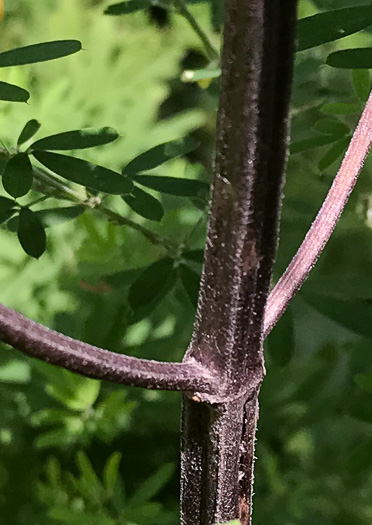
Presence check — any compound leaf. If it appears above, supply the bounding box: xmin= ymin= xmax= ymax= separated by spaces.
xmin=33 ymin=151 xmax=133 ymax=195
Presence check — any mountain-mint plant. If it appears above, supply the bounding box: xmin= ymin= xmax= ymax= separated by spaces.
xmin=1 ymin=1 xmax=372 ymax=524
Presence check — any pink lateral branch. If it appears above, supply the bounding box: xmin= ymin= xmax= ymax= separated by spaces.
xmin=264 ymin=89 xmax=372 ymax=338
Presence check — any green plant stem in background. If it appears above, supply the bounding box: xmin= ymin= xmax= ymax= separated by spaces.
xmin=173 ymin=0 xmax=220 ymax=62
xmin=32 ymin=165 xmax=178 ymax=250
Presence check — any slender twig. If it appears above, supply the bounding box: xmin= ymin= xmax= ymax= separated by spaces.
xmin=263 ymin=90 xmax=372 ymax=338
xmin=173 ymin=0 xmax=220 ymax=62
xmin=30 ymin=164 xmax=178 ymax=250
xmin=0 ymin=304 xmax=216 ymax=392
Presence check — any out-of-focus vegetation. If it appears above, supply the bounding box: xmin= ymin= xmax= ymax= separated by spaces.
xmin=1 ymin=0 xmax=372 ymax=523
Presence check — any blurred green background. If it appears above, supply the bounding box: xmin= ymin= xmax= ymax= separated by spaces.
xmin=1 ymin=0 xmax=372 ymax=524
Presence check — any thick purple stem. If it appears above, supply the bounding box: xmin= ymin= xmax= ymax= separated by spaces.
xmin=0 ymin=304 xmax=215 ymax=392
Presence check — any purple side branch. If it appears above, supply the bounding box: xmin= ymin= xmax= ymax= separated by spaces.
xmin=0 ymin=304 xmax=216 ymax=392
xmin=264 ymin=90 xmax=372 ymax=338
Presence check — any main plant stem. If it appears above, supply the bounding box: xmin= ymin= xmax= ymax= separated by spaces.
xmin=180 ymin=1 xmax=298 ymax=523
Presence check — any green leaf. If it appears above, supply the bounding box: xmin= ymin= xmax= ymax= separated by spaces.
xmin=104 ymin=0 xmax=151 ymax=15
xmin=312 ymin=118 xmax=349 ymax=137
xmin=30 ymin=127 xmax=119 ymax=151
xmin=122 ymin=185 xmax=164 ymax=221
xmin=0 ymin=196 xmax=16 ymax=224
xmin=76 ymin=451 xmax=103 ymax=492
xmin=0 ymin=81 xmax=29 ymax=102
xmin=0 ymin=40 xmax=82 ymax=67
xmin=266 ymin=306 xmax=294 ymax=367
xmin=34 ymin=206 xmax=86 ymax=228
xmin=179 ymin=264 xmax=200 ymax=307
xmin=296 ymin=6 xmax=372 ymax=52
xmin=7 ymin=207 xmax=85 ymax=232
xmin=182 ymin=249 xmax=205 ymax=264
xmin=290 ymin=134 xmax=341 ymax=154
xmin=317 ymin=136 xmax=350 ymax=172
xmin=103 ymin=452 xmax=122 ymax=496
xmin=355 ymin=373 xmax=372 ymax=394
xmin=32 ymin=151 xmax=133 ymax=195
xmin=128 ymin=258 xmax=176 ymax=311
xmin=302 ymin=294 xmax=372 ymax=339
xmin=352 ymin=69 xmax=371 ymax=102
xmin=122 ymin=137 xmax=199 ymax=175
xmin=17 ymin=119 xmax=41 ymax=146
xmin=327 ymin=49 xmax=372 ymax=71
xmin=17 ymin=208 xmax=47 ymax=258
xmin=321 ymin=102 xmax=360 ymax=115
xmin=135 ymin=174 xmax=209 ymax=198
xmin=2 ymin=153 xmax=33 ymax=198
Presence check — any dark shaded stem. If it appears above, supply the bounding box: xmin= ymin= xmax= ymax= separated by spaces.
xmin=0 ymin=304 xmax=216 ymax=392
xmin=263 ymin=89 xmax=372 ymax=338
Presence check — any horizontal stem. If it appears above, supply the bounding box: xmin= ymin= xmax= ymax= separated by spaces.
xmin=0 ymin=303 xmax=216 ymax=392
xmin=263 ymin=90 xmax=372 ymax=338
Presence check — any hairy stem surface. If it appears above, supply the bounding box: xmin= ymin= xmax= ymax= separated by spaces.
xmin=181 ymin=0 xmax=298 ymax=523
xmin=264 ymin=90 xmax=372 ymax=337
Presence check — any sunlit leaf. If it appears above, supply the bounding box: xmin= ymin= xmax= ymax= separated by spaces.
xmin=297 ymin=6 xmax=372 ymax=52
xmin=0 ymin=40 xmax=82 ymax=67
xmin=122 ymin=185 xmax=164 ymax=221
xmin=33 ymin=151 xmax=133 ymax=195
xmin=122 ymin=137 xmax=199 ymax=175
xmin=135 ymin=174 xmax=209 ymax=199
xmin=17 ymin=208 xmax=47 ymax=258
xmin=128 ymin=258 xmax=176 ymax=311
xmin=352 ymin=69 xmax=371 ymax=102
xmin=17 ymin=119 xmax=41 ymax=146
xmin=31 ymin=127 xmax=119 ymax=151
xmin=0 ymin=196 xmax=16 ymax=224
xmin=327 ymin=49 xmax=372 ymax=71
xmin=2 ymin=153 xmax=33 ymax=198
xmin=0 ymin=81 xmax=29 ymax=102
xmin=179 ymin=264 xmax=200 ymax=307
